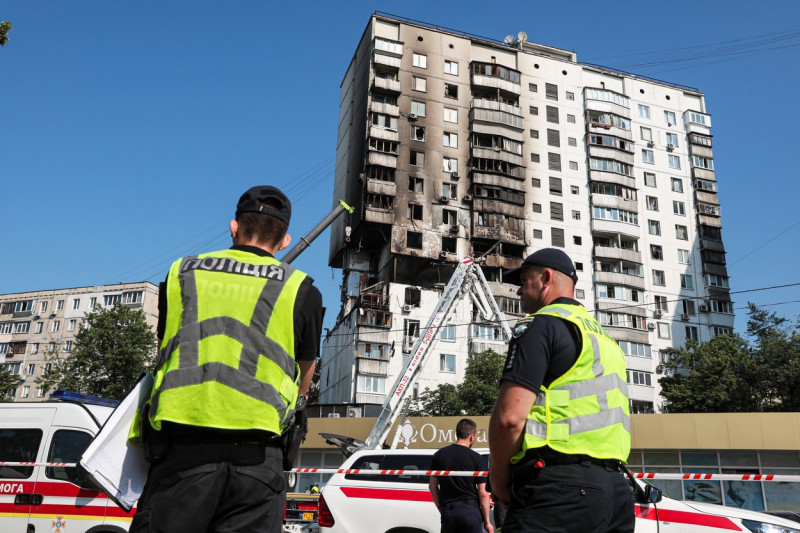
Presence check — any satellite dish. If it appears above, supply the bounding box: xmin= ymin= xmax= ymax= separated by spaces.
xmin=504 ymin=34 xmax=515 ymax=45
xmin=517 ymin=31 xmax=528 ymax=42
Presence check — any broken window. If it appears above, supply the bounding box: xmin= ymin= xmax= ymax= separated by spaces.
xmin=442 ymin=209 xmax=458 ymax=225
xmin=407 ymin=204 xmax=423 ymax=221
xmin=408 ymin=176 xmax=424 ymax=193
xmin=366 ymin=193 xmax=393 ymax=210
xmin=410 ymin=125 xmax=425 ymax=141
xmin=410 ymin=150 xmax=425 ymax=167
xmin=407 ymin=231 xmax=422 ymax=249
xmin=441 ymin=237 xmax=457 ymax=253
xmin=444 ymin=83 xmax=458 ymax=99
xmin=366 ymin=166 xmax=395 ymax=183
xmin=368 ymin=138 xmax=399 ymax=154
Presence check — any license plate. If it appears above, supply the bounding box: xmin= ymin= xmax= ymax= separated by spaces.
xmin=302 ymin=512 xmax=315 ymax=521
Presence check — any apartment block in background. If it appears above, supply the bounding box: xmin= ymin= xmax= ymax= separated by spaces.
xmin=320 ymin=14 xmax=732 ymax=414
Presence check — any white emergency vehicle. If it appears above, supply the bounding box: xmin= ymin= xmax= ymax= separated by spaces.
xmin=0 ymin=391 xmax=134 ymax=533
xmin=318 ymin=448 xmax=800 ymax=533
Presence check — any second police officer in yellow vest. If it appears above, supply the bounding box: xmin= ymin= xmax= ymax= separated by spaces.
xmin=130 ymin=186 xmax=323 ymax=533
xmin=489 ymin=248 xmax=633 ymax=533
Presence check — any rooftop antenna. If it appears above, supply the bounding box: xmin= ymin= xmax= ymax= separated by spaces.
xmin=517 ymin=31 xmax=528 ymax=46
xmin=504 ymin=34 xmax=515 ymax=45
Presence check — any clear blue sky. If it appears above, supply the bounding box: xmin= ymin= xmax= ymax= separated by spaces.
xmin=2 ymin=1 xmax=799 ymax=335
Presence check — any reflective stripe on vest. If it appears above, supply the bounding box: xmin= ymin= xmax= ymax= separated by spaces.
xmin=514 ymin=303 xmax=630 ymax=462
xmin=149 ymin=250 xmax=304 ymax=433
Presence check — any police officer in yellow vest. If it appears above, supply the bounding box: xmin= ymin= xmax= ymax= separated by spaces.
xmin=488 ymin=249 xmax=633 ymax=533
xmin=130 ymin=186 xmax=323 ymax=533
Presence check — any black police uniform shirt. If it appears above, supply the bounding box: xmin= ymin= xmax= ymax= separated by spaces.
xmin=501 ymin=297 xmax=582 ymax=393
xmin=430 ymin=443 xmax=488 ymax=505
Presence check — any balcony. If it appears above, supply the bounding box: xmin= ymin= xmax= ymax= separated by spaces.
xmin=470 ymin=74 xmax=520 ymax=96
xmin=355 ymin=392 xmax=385 ymax=405
xmin=369 ymin=125 xmax=398 ymax=142
xmin=587 ymin=145 xmax=635 ymax=166
xmin=689 ymin=144 xmax=713 ymax=159
xmin=472 ymin=98 xmax=523 ymax=117
xmin=366 ymin=179 xmax=396 ymax=196
xmin=357 ymin=357 xmax=389 ymax=376
xmin=360 ymin=293 xmax=390 ymax=311
xmin=593 ymin=245 xmax=641 ymax=264
xmin=373 ymin=51 xmax=402 ymax=70
xmin=367 ymin=152 xmax=397 ymax=168
xmin=591 ymin=218 xmax=640 ymax=239
xmin=584 ymin=98 xmax=632 ymax=120
xmin=364 ymin=208 xmax=394 ymax=225
xmin=471 ymin=146 xmax=523 ymax=167
xmin=480 ymin=253 xmax=523 ymax=270
xmin=472 ymin=224 xmax=525 ymax=245
xmin=691 ymin=167 xmax=716 ymax=181
xmin=594 ymin=271 xmax=646 ymax=290
xmin=591 ymin=193 xmax=639 ymax=214
xmin=372 ymin=76 xmax=401 ymax=94
xmin=370 ymin=101 xmax=399 ymax=117
xmin=472 ymin=198 xmax=525 ymax=219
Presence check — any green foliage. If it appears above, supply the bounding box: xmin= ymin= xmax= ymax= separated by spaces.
xmin=0 ymin=22 xmax=12 ymax=47
xmin=411 ymin=349 xmax=505 ymax=416
xmin=0 ymin=368 xmax=20 ymax=402
xmin=659 ymin=303 xmax=800 ymax=413
xmin=35 ymin=304 xmax=156 ymax=401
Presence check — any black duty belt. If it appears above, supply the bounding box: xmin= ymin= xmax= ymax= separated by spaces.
xmin=514 ymin=448 xmax=621 ymax=471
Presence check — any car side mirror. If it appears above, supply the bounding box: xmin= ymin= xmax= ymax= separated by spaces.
xmin=642 ymin=484 xmax=663 ymax=504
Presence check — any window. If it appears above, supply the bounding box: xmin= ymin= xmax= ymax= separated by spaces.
xmin=640 ymin=127 xmax=652 ymax=142
xmin=529 ymin=83 xmax=537 ymax=92
xmin=677 ymin=249 xmax=690 ymax=263
xmin=410 ymin=150 xmax=425 ymax=167
xmin=575 ymin=289 xmax=585 ymax=299
xmin=530 ymin=129 xmax=539 ymax=139
xmin=443 ymin=107 xmax=457 ymax=123
xmin=440 ymin=354 xmax=456 ymax=373
xmin=665 ymin=133 xmax=679 ymax=148
xmin=442 ymin=183 xmax=458 ymax=200
xmin=549 ymin=176 xmax=562 ymax=196
xmin=671 ymin=177 xmax=683 ymax=193
xmin=548 ymin=153 xmax=561 ymax=171
xmin=443 ymin=157 xmax=458 ymax=173
xmin=56 ymin=300 xmax=64 ymax=311
xmin=569 ymin=161 xmax=578 ymax=170
xmin=51 ymin=321 xmax=60 ymax=332
xmin=441 ymin=324 xmax=456 ymax=341
xmin=89 ymin=297 xmax=97 ymax=308
xmin=533 ymin=229 xmax=543 ymax=239
xmin=40 ymin=301 xmax=47 ymax=313
xmin=648 ymin=220 xmax=661 ymax=235
xmin=531 ymin=178 xmax=541 ymax=188
xmin=651 ymin=245 xmax=663 ymax=260
xmin=35 ymin=322 xmax=43 ymax=334
xmin=0 ymin=428 xmax=42 ymax=477
xmin=26 ymin=363 xmax=35 ymax=376
xmin=551 ymin=227 xmax=565 ymax=248
xmin=683 ymin=299 xmax=696 ymax=315
xmin=64 ymin=341 xmax=72 ymax=352
xmin=619 ymin=341 xmax=652 ymax=358
xmin=685 ymin=326 xmax=699 ymax=341
xmin=689 ymin=112 xmax=708 ymax=125
xmin=644 ymin=172 xmax=656 ymax=188
xmin=532 ymin=203 xmax=542 ymax=213
xmin=574 ymin=238 xmax=582 ymax=247
xmin=571 ymin=185 xmax=579 ymax=195
xmin=408 ymin=176 xmax=424 ymax=193
xmin=546 ymin=106 xmax=559 ymax=123
xmin=653 ymin=270 xmax=665 ymax=286
xmin=680 ymin=274 xmax=694 ymax=290
xmin=654 ymin=295 xmax=668 ymax=312
xmin=705 ymin=274 xmax=730 ymax=289
xmin=628 ymin=370 xmax=652 ymax=387
xmin=407 ymin=231 xmax=422 ymax=249
xmin=664 ymin=110 xmax=676 ymax=125
xmin=14 ymin=322 xmax=30 ymax=334
xmin=550 ymin=202 xmax=563 ymax=221
xmin=67 ymin=319 xmax=76 ymax=332
xmin=407 ymin=204 xmax=423 ymax=221
xmin=545 ymin=83 xmax=558 ymax=100
xmin=372 ymin=112 xmax=398 ymax=130
xmin=443 ymin=132 xmax=458 ymax=148
xmin=568 ymin=137 xmax=577 ymax=147
xmin=547 ymin=129 xmax=560 ymax=147
xmin=638 ymin=104 xmax=650 ymax=119
xmin=529 ymin=105 xmax=538 ymax=115
xmin=356 ymin=375 xmax=386 ymax=394
xmin=72 ymin=299 xmax=80 ymax=310
xmin=712 ymin=326 xmax=733 ymax=337
xmin=566 ymin=114 xmax=576 ymax=124
xmin=410 ymin=101 xmax=426 ymax=117
xmin=658 ymin=322 xmax=670 ymax=339
xmin=646 ymin=196 xmax=659 ymax=211
xmin=530 ymin=153 xmax=540 ymax=163
xmin=410 ymin=125 xmax=425 ymax=141
xmin=671 ymin=200 xmax=686 ymax=216
xmin=411 ymin=76 xmax=426 ymax=92
xmin=668 ymin=155 xmax=681 ymax=169
xmin=692 ymin=155 xmax=714 ymax=170
xmin=444 ymin=60 xmax=458 ymax=75
xmin=572 ymin=210 xmax=581 ymax=220
xmin=675 ymin=225 xmax=688 ymax=240
xmin=444 ymin=83 xmax=458 ymax=99
xmin=31 ymin=343 xmax=39 ymax=354
xmin=104 ymin=294 xmax=121 ymax=306
xmin=641 ymin=149 xmax=654 ymax=164
xmin=566 ymin=91 xmax=574 ymax=100
xmin=412 ymin=53 xmax=427 ymax=69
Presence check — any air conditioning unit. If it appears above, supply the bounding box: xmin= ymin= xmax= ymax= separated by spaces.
xmin=699 ymin=303 xmax=710 ymax=313
xmin=439 ymin=250 xmax=449 ymax=258
xmin=646 ymin=141 xmax=654 ymax=148
xmin=667 ymin=143 xmax=675 ymax=151
xmin=402 ymin=304 xmax=413 ymax=313
xmin=647 ymin=323 xmax=656 ymax=331
xmin=463 ymin=194 xmax=472 ymax=201
xmin=654 ymin=309 xmax=663 ymax=319
xmin=451 ymin=171 xmax=460 ymax=178
xmin=681 ymin=313 xmax=689 ymax=321
xmin=347 ymin=407 xmax=362 ymax=418
xmin=327 ymin=413 xmax=340 ymax=418
xmin=440 ymin=196 xmax=449 ymax=203
xmin=408 ymin=113 xmax=418 ymax=121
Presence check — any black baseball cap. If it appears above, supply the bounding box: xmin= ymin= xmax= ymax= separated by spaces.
xmin=235 ymin=186 xmax=291 ymax=225
xmin=503 ymin=248 xmax=578 ymax=286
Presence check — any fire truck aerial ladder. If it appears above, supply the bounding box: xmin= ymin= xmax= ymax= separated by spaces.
xmin=323 ymin=256 xmax=513 ymax=454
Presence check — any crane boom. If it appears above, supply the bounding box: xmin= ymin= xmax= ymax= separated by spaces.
xmin=362 ymin=256 xmax=512 ymax=450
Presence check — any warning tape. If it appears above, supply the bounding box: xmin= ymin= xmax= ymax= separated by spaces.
xmin=5 ymin=463 xmax=799 ymax=483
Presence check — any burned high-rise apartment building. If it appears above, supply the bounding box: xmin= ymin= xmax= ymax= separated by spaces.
xmin=319 ymin=13 xmax=732 ymax=415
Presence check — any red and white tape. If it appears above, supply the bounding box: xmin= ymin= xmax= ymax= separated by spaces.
xmin=5 ymin=463 xmax=799 ymax=482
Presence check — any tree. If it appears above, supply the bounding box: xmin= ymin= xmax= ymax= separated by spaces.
xmin=0 ymin=22 xmax=12 ymax=47
xmin=0 ymin=367 xmax=20 ymax=402
xmin=36 ymin=303 xmax=157 ymax=400
xmin=411 ymin=349 xmax=505 ymax=416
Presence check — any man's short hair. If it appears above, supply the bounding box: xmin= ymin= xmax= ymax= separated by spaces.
xmin=456 ymin=418 xmax=478 ymax=439
xmin=236 ymin=201 xmax=288 ymax=247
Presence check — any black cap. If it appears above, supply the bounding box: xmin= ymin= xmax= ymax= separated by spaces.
xmin=503 ymin=248 xmax=578 ymax=286
xmin=235 ymin=186 xmax=291 ymax=225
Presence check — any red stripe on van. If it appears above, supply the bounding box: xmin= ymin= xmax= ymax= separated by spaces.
xmin=635 ymin=504 xmax=740 ymax=530
xmin=341 ymin=487 xmax=434 ymax=503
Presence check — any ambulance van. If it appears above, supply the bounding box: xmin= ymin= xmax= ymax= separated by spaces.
xmin=0 ymin=392 xmax=134 ymax=532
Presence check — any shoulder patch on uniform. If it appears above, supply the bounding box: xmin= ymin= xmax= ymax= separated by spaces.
xmin=512 ymin=317 xmax=535 ymax=338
